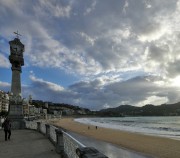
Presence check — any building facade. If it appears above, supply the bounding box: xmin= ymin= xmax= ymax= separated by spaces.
xmin=0 ymin=91 xmax=9 ymax=112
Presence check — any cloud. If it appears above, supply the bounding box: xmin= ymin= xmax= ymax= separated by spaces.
xmin=84 ymin=0 xmax=97 ymax=15
xmin=20 ymin=75 xmax=179 ymax=110
xmin=1 ymin=0 xmax=178 ymax=78
xmin=1 ymin=71 xmax=179 ymax=110
xmin=33 ymin=0 xmax=72 ymax=18
xmin=0 ymin=81 xmax=10 ymax=92
xmin=136 ymin=96 xmax=169 ymax=107
xmin=122 ymin=0 xmax=129 ymax=14
xmin=29 ymin=74 xmax=64 ymax=92
xmin=27 ymin=74 xmax=79 ymax=105
xmin=0 ymin=81 xmax=10 ymax=87
xmin=0 ymin=54 xmax=10 ymax=68
xmin=138 ymin=23 xmax=168 ymax=42
xmin=1 ymin=0 xmax=180 ymax=109
xmin=0 ymin=0 xmax=137 ymax=76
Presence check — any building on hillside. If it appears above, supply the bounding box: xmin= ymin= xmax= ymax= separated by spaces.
xmin=23 ymin=96 xmax=41 ymax=116
xmin=0 ymin=100 xmax=1 ymax=112
xmin=45 ymin=102 xmax=48 ymax=108
xmin=63 ymin=109 xmax=75 ymax=115
xmin=29 ymin=105 xmax=35 ymax=115
xmin=53 ymin=110 xmax=62 ymax=116
xmin=29 ymin=95 xmax=32 ymax=104
xmin=0 ymin=91 xmax=9 ymax=112
xmin=23 ymin=100 xmax=29 ymax=116
xmin=76 ymin=109 xmax=86 ymax=115
xmin=34 ymin=107 xmax=41 ymax=114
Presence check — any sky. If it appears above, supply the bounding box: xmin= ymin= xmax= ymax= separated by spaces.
xmin=1 ymin=0 xmax=180 ymax=110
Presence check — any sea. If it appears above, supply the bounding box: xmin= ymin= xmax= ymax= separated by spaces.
xmin=75 ymin=116 xmax=180 ymax=141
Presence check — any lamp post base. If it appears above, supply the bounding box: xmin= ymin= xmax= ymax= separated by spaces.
xmin=8 ymin=116 xmax=25 ymax=129
xmin=8 ymin=103 xmax=25 ymax=129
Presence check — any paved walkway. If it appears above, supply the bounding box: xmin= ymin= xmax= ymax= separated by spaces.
xmin=0 ymin=129 xmax=60 ymax=158
xmin=0 ymin=128 xmax=154 ymax=158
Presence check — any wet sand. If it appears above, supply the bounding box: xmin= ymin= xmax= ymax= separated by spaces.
xmin=51 ymin=118 xmax=180 ymax=158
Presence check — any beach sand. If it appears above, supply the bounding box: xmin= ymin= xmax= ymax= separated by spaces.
xmin=50 ymin=118 xmax=180 ymax=158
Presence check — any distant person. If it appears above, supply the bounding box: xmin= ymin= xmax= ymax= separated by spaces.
xmin=2 ymin=117 xmax=11 ymax=141
xmin=88 ymin=126 xmax=90 ymax=130
xmin=95 ymin=126 xmax=98 ymax=130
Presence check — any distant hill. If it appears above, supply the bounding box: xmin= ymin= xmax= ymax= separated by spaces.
xmin=98 ymin=102 xmax=180 ymax=116
xmin=31 ymin=100 xmax=92 ymax=115
xmin=31 ymin=99 xmax=180 ymax=117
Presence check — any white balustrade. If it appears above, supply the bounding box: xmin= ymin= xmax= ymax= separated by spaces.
xmin=25 ymin=121 xmax=37 ymax=130
xmin=40 ymin=123 xmax=46 ymax=134
xmin=62 ymin=131 xmax=85 ymax=158
xmin=25 ymin=121 xmax=107 ymax=158
xmin=50 ymin=125 xmax=58 ymax=143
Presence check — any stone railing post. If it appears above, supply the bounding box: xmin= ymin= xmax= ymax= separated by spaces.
xmin=45 ymin=124 xmax=50 ymax=138
xmin=55 ymin=128 xmax=67 ymax=157
xmin=76 ymin=147 xmax=108 ymax=158
xmin=37 ymin=122 xmax=41 ymax=132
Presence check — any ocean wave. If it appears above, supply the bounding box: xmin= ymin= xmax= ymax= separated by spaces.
xmin=75 ymin=116 xmax=180 ymax=140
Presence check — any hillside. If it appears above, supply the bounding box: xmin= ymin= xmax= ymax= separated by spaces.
xmin=99 ymin=102 xmax=180 ymax=116
xmin=31 ymin=100 xmax=180 ymax=117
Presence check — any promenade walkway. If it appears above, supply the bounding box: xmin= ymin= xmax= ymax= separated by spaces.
xmin=0 ymin=123 xmax=153 ymax=158
xmin=0 ymin=129 xmax=60 ymax=158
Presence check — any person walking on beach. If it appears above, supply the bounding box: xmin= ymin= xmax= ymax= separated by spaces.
xmin=2 ymin=117 xmax=11 ymax=141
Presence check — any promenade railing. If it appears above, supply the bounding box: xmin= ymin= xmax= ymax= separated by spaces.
xmin=62 ymin=130 xmax=85 ymax=158
xmin=25 ymin=120 xmax=108 ymax=158
xmin=50 ymin=125 xmax=57 ymax=144
xmin=25 ymin=120 xmax=37 ymax=130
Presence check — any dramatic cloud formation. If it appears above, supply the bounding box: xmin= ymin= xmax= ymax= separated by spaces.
xmin=1 ymin=0 xmax=180 ymax=110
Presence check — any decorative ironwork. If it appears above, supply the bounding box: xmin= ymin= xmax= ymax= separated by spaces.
xmin=14 ymin=30 xmax=22 ymax=39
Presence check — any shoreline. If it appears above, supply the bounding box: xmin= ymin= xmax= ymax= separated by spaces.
xmin=51 ymin=118 xmax=180 ymax=158
xmin=74 ymin=117 xmax=180 ymax=141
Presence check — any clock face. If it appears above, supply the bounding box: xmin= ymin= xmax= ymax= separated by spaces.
xmin=11 ymin=44 xmax=22 ymax=55
xmin=9 ymin=38 xmax=24 ymax=56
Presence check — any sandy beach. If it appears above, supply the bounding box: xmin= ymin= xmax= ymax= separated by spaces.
xmin=51 ymin=118 xmax=180 ymax=158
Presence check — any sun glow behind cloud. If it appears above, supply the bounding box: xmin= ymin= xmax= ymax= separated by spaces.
xmin=169 ymin=76 xmax=180 ymax=87
xmin=136 ymin=95 xmax=169 ymax=107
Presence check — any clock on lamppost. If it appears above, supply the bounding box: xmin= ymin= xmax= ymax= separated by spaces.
xmin=9 ymin=31 xmax=24 ymax=96
xmin=9 ymin=33 xmax=24 ymax=69
xmin=9 ymin=38 xmax=24 ymax=56
xmin=10 ymin=43 xmax=23 ymax=55
xmin=8 ymin=31 xmax=26 ymax=129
